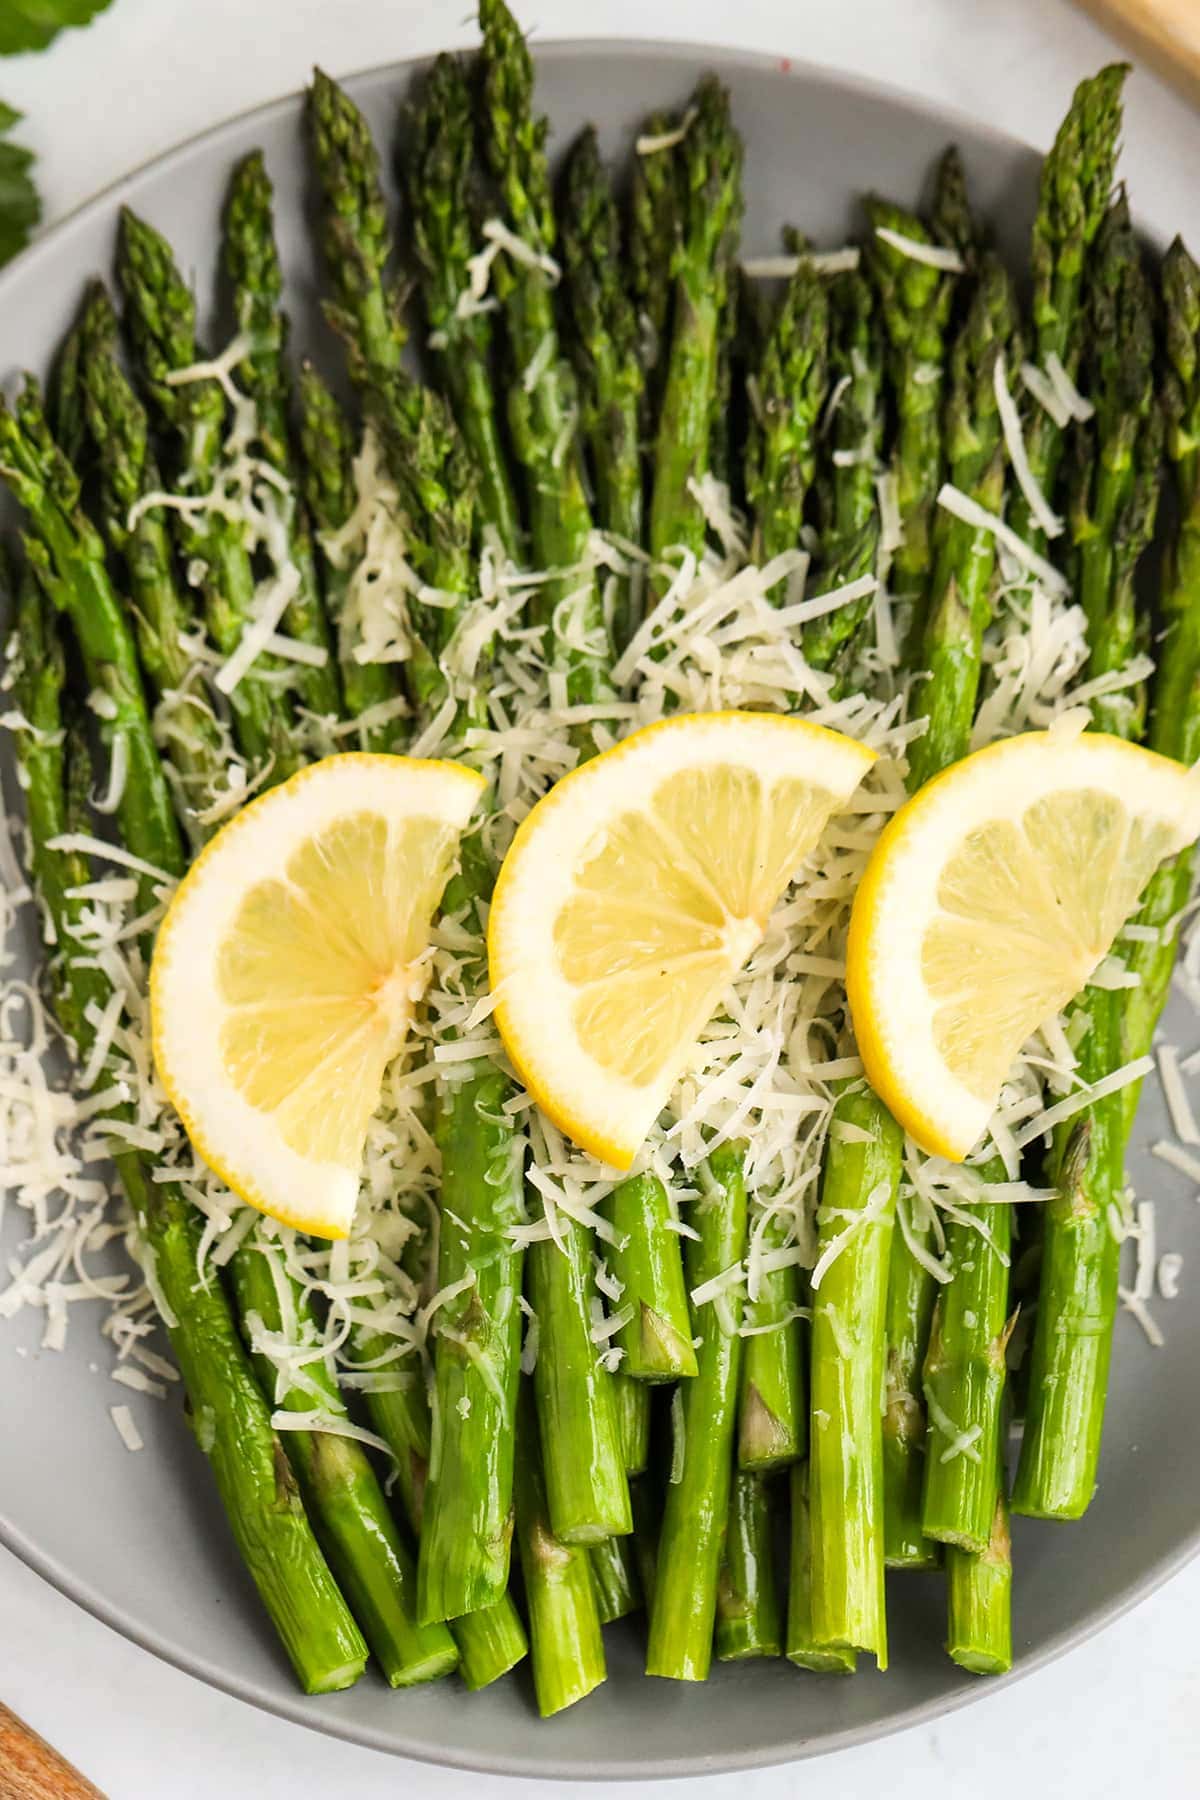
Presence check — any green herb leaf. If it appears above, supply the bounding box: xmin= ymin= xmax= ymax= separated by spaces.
xmin=0 ymin=0 xmax=115 ymax=58
xmin=0 ymin=103 xmax=39 ymax=266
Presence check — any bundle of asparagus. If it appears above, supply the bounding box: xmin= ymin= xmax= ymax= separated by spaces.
xmin=0 ymin=0 xmax=1195 ymax=1724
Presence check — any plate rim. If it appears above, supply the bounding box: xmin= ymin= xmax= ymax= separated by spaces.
xmin=0 ymin=34 xmax=1196 ymax=1781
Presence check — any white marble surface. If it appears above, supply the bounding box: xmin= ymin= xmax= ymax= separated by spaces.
xmin=2 ymin=0 xmax=1200 ymax=1793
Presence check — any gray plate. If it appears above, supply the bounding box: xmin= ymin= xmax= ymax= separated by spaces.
xmin=0 ymin=41 xmax=1197 ymax=1783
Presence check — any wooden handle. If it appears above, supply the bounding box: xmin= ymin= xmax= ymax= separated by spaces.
xmin=1074 ymin=0 xmax=1200 ymax=97
xmin=0 ymin=1703 xmax=105 ymax=1800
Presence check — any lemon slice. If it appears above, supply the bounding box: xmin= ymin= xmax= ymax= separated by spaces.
xmin=488 ymin=712 xmax=876 ymax=1167
xmin=151 ymin=753 xmax=486 ymax=1238
xmin=847 ymin=730 xmax=1200 ymax=1161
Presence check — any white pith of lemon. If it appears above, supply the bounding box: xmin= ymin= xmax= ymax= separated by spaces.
xmin=150 ymin=753 xmax=486 ymax=1238
xmin=487 ymin=711 xmax=876 ymax=1168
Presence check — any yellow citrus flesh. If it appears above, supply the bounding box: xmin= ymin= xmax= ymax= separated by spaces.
xmin=847 ymin=731 xmax=1200 ymax=1161
xmin=488 ymin=712 xmax=876 ymax=1167
xmin=151 ymin=754 xmax=486 ymax=1237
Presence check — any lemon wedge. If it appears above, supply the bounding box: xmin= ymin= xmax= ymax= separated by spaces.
xmin=150 ymin=753 xmax=486 ymax=1238
xmin=847 ymin=730 xmax=1200 ymax=1161
xmin=488 ymin=712 xmax=876 ymax=1168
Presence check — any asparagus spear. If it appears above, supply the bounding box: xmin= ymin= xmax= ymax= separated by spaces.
xmin=614 ymin=1371 xmax=652 ymax=1475
xmin=477 ymin=0 xmax=606 ymax=697
xmin=646 ymin=1143 xmax=747 ymax=1683
xmin=602 ymin=1171 xmax=696 ymax=1382
xmin=588 ymin=1532 xmax=642 ymax=1624
xmin=1009 ymin=65 xmax=1129 ymax=550
xmin=514 ymin=1383 xmax=607 ymax=1715
xmin=307 ymin=70 xmax=458 ymax=715
xmin=230 ymin=1237 xmax=458 ymax=1686
xmin=785 ymin=1461 xmax=856 ymax=1674
xmin=407 ymin=52 xmax=523 ymax=556
xmin=221 ymin=151 xmax=341 ymax=724
xmin=0 ymin=379 xmax=183 ymax=904
xmin=1117 ymin=238 xmax=1200 ymax=1118
xmin=738 ymin=1225 xmax=806 ymax=1472
xmin=801 ymin=270 xmax=886 ymax=677
xmin=647 ymin=75 xmax=743 ymax=575
xmin=745 ymin=244 xmax=829 ymax=573
xmin=560 ymin=125 xmax=646 ymax=648
xmin=75 ymin=281 xmax=231 ymax=846
xmin=807 ymin=1086 xmax=903 ymax=1666
xmin=729 ymin=243 xmax=830 ymax=1474
xmin=628 ymin=110 xmax=682 ymax=447
xmin=863 ymin=150 xmax=969 ymax=615
xmin=418 ymin=893 xmax=528 ymax=1622
xmin=1014 ymin=202 xmax=1163 ymax=1522
xmin=116 ymin=208 xmax=300 ymax=780
xmin=308 ymin=68 xmax=407 ymax=383
xmin=945 ymin=1442 xmax=1013 ymax=1675
xmin=6 ymin=557 xmax=366 ymax=1694
xmin=919 ymin=1203 xmax=1014 ymax=1551
xmin=875 ymin=257 xmax=1017 ymax=1567
xmin=715 ymin=1470 xmax=782 ymax=1660
xmin=529 ymin=1204 xmax=632 ymax=1543
xmin=294 ymin=361 xmax=408 ymax=748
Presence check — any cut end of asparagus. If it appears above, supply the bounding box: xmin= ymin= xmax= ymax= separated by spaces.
xmin=738 ymin=1381 xmax=798 ymax=1472
xmin=786 ymin=1646 xmax=858 ymax=1676
xmin=639 ymin=1302 xmax=699 ymax=1382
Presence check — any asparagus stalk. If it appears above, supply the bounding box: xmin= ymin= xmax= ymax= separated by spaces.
xmin=230 ymin=1238 xmax=458 ymax=1686
xmin=116 ymin=209 xmax=300 ymax=780
xmin=514 ymin=1383 xmax=607 ymax=1715
xmin=308 ymin=68 xmax=407 ymax=382
xmin=715 ymin=1470 xmax=782 ymax=1661
xmin=785 ymin=1461 xmax=856 ymax=1674
xmin=477 ymin=0 xmax=606 ymax=696
xmin=863 ymin=150 xmax=969 ymax=613
xmin=603 ymin=1171 xmax=696 ymax=1382
xmin=560 ymin=125 xmax=646 ymax=648
xmin=945 ymin=1440 xmax=1013 ymax=1675
xmin=1118 ymin=238 xmax=1200 ymax=1118
xmin=6 ymin=557 xmax=366 ymax=1694
xmin=646 ymin=1143 xmax=747 ymax=1683
xmin=529 ymin=1211 xmax=632 ymax=1542
xmin=906 ymin=254 xmax=1016 ymax=785
xmin=222 ymin=151 xmax=341 ymax=723
xmin=738 ymin=1229 xmax=806 ymax=1471
xmin=588 ymin=1532 xmax=642 ymax=1624
xmin=1014 ymin=203 xmax=1162 ymax=1521
xmin=731 ymin=243 xmax=829 ymax=1473
xmin=647 ymin=75 xmax=743 ymax=574
xmin=407 ymin=52 xmax=522 ymax=555
xmin=75 ymin=281 xmax=230 ymax=846
xmin=307 ymin=70 xmax=455 ymax=713
xmin=1009 ymin=65 xmax=1129 ymax=550
xmin=0 ymin=380 xmax=184 ymax=903
xmin=919 ymin=1205 xmax=1014 ymax=1550
xmin=615 ymin=1372 xmax=652 ymax=1475
xmin=628 ymin=111 xmax=682 ymax=448
xmin=801 ymin=270 xmax=886 ymax=677
xmin=875 ymin=257 xmax=1016 ymax=1569
xmin=294 ymin=361 xmax=408 ymax=748
xmin=350 ymin=1319 xmax=528 ymax=1689
xmin=745 ymin=244 xmax=829 ymax=571
xmin=808 ymin=1087 xmax=903 ymax=1666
